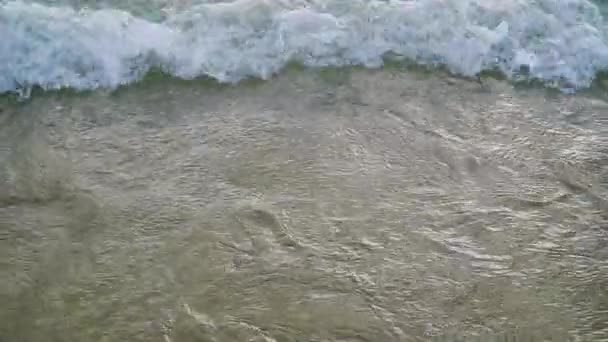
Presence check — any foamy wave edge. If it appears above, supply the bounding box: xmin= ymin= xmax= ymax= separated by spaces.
xmin=2 ymin=0 xmax=608 ymax=97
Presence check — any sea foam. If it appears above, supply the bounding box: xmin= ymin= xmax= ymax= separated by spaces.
xmin=2 ymin=0 xmax=608 ymax=95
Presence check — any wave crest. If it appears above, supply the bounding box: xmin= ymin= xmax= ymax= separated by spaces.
xmin=2 ymin=0 xmax=608 ymax=95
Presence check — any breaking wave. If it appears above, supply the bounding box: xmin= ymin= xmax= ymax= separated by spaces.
xmin=2 ymin=0 xmax=608 ymax=96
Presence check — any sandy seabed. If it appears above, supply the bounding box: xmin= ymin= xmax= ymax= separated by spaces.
xmin=1 ymin=67 xmax=607 ymax=341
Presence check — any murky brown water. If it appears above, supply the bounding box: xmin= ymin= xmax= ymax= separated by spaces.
xmin=1 ymin=68 xmax=607 ymax=341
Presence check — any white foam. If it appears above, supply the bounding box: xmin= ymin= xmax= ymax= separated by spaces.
xmin=2 ymin=0 xmax=608 ymax=95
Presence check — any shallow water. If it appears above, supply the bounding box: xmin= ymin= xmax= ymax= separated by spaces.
xmin=1 ymin=68 xmax=606 ymax=341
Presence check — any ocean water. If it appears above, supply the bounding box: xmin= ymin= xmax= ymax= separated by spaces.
xmin=3 ymin=0 xmax=608 ymax=95
xmin=1 ymin=1 xmax=608 ymax=341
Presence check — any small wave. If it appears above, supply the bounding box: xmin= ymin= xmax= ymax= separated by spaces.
xmin=2 ymin=0 xmax=608 ymax=96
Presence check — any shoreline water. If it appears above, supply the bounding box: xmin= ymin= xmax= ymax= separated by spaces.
xmin=1 ymin=66 xmax=606 ymax=340
xmin=3 ymin=0 xmax=608 ymax=340
xmin=3 ymin=61 xmax=608 ymax=103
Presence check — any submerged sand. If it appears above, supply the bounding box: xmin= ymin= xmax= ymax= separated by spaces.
xmin=1 ymin=68 xmax=607 ymax=341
